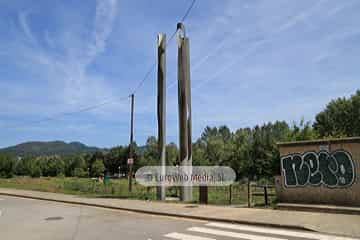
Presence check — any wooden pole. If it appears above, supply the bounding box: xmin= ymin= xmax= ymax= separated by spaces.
xmin=229 ymin=184 xmax=232 ymax=205
xmin=177 ymin=22 xmax=192 ymax=202
xmin=157 ymin=33 xmax=166 ymax=201
xmin=264 ymin=185 xmax=268 ymax=206
xmin=247 ymin=179 xmax=251 ymax=207
xmin=128 ymin=93 xmax=134 ymax=192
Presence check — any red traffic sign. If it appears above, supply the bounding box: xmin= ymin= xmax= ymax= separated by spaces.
xmin=127 ymin=158 xmax=134 ymax=165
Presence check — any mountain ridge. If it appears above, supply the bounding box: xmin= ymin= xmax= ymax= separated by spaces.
xmin=0 ymin=140 xmax=101 ymax=157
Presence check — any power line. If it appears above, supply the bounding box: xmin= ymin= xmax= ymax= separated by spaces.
xmin=132 ymin=0 xmax=196 ymax=95
xmin=1 ymin=96 xmax=130 ymax=129
xmin=2 ymin=0 xmax=197 ymax=130
xmin=181 ymin=0 xmax=196 ymax=22
xmin=131 ymin=61 xmax=157 ymax=95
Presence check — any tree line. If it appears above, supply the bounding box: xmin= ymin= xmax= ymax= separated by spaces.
xmin=1 ymin=90 xmax=359 ymax=180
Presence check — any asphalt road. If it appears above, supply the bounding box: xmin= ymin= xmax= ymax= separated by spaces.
xmin=0 ymin=195 xmax=357 ymax=240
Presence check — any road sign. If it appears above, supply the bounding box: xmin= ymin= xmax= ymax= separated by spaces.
xmin=127 ymin=158 xmax=134 ymax=165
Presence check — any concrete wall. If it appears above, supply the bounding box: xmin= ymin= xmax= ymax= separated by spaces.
xmin=275 ymin=137 xmax=360 ymax=206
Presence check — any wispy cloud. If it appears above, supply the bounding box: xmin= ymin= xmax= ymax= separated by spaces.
xmin=1 ymin=0 xmax=359 ymax=147
xmin=18 ymin=10 xmax=37 ymax=44
xmin=1 ymin=0 xmax=121 ymax=118
xmin=89 ymin=0 xmax=118 ymax=58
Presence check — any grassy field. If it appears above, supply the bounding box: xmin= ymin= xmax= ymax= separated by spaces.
xmin=0 ymin=176 xmax=276 ymax=206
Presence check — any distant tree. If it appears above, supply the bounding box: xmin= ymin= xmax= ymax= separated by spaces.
xmin=230 ymin=127 xmax=252 ymax=179
xmin=91 ymin=159 xmax=105 ymax=177
xmin=142 ymin=136 xmax=159 ymax=166
xmin=200 ymin=126 xmax=232 ymax=165
xmin=86 ymin=151 xmax=105 ymax=177
xmin=103 ymin=146 xmax=128 ymax=175
xmin=29 ymin=162 xmax=42 ymax=178
xmin=0 ymin=153 xmax=15 ymax=178
xmin=15 ymin=156 xmax=42 ymax=177
xmin=192 ymin=140 xmax=207 ymax=166
xmin=63 ymin=154 xmax=86 ymax=177
xmin=15 ymin=156 xmax=34 ymax=176
xmin=73 ymin=167 xmax=87 ymax=178
xmin=289 ymin=119 xmax=317 ymax=141
xmin=314 ymin=90 xmax=360 ymax=137
xmin=38 ymin=155 xmax=65 ymax=177
xmin=166 ymin=143 xmax=178 ymax=166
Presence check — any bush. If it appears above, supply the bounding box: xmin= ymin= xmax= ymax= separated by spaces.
xmin=74 ymin=168 xmax=87 ymax=178
xmin=57 ymin=172 xmax=65 ymax=178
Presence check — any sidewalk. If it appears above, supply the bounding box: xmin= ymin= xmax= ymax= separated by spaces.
xmin=1 ymin=188 xmax=360 ymax=238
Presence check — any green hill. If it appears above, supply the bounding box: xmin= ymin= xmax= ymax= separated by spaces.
xmin=0 ymin=141 xmax=100 ymax=157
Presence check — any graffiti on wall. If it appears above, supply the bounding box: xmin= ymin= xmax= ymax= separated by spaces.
xmin=281 ymin=150 xmax=356 ymax=188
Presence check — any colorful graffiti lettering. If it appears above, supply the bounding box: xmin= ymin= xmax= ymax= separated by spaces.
xmin=281 ymin=150 xmax=356 ymax=188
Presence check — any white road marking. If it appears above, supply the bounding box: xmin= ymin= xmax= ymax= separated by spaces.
xmin=164 ymin=232 xmax=216 ymax=240
xmin=0 ymin=198 xmax=4 ymax=201
xmin=0 ymin=210 xmax=2 ymax=217
xmin=206 ymin=222 xmax=359 ymax=240
xmin=188 ymin=227 xmax=288 ymax=240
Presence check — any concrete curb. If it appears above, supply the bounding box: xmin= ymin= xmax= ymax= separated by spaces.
xmin=276 ymin=203 xmax=360 ymax=215
xmin=0 ymin=191 xmax=314 ymax=233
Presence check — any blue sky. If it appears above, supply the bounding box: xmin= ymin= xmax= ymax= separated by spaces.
xmin=0 ymin=0 xmax=359 ymax=148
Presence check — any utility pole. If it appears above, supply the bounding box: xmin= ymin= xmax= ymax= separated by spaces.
xmin=157 ymin=33 xmax=166 ymax=201
xmin=128 ymin=93 xmax=134 ymax=192
xmin=177 ymin=22 xmax=192 ymax=202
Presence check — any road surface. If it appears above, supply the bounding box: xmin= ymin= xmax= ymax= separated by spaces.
xmin=0 ymin=195 xmax=357 ymax=240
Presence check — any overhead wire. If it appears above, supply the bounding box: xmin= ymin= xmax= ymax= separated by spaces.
xmin=132 ymin=0 xmax=196 ymax=95
xmin=1 ymin=96 xmax=130 ymax=129
xmin=1 ymin=0 xmax=197 ymax=130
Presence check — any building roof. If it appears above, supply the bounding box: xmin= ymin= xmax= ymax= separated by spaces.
xmin=277 ymin=136 xmax=360 ymax=147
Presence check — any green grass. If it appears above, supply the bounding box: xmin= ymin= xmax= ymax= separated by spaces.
xmin=0 ymin=176 xmax=276 ymax=206
xmin=0 ymin=176 xmax=157 ymax=200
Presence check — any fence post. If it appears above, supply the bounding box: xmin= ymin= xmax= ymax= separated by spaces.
xmin=247 ymin=180 xmax=251 ymax=208
xmin=264 ymin=185 xmax=268 ymax=206
xmin=229 ymin=184 xmax=232 ymax=205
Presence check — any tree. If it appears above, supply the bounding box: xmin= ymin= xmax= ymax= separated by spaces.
xmin=192 ymin=140 xmax=207 ymax=166
xmin=15 ymin=156 xmax=34 ymax=176
xmin=166 ymin=143 xmax=178 ymax=166
xmin=142 ymin=136 xmax=159 ymax=166
xmin=39 ymin=156 xmax=65 ymax=177
xmin=91 ymin=159 xmax=105 ymax=177
xmin=103 ymin=146 xmax=127 ymax=175
xmin=200 ymin=126 xmax=233 ymax=165
xmin=314 ymin=90 xmax=360 ymax=137
xmin=74 ymin=167 xmax=87 ymax=178
xmin=0 ymin=153 xmax=15 ymax=178
xmin=86 ymin=151 xmax=105 ymax=177
xmin=30 ymin=162 xmax=42 ymax=178
xmin=63 ymin=154 xmax=86 ymax=177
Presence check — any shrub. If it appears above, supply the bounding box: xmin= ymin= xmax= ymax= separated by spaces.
xmin=74 ymin=168 xmax=87 ymax=178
